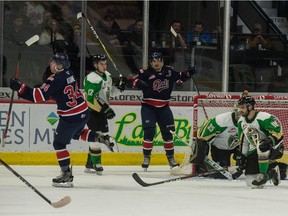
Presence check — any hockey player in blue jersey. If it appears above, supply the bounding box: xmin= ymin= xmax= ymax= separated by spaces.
xmin=127 ymin=52 xmax=195 ymax=171
xmin=10 ymin=53 xmax=114 ymax=187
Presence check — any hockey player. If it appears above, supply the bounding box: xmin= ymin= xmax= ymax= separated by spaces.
xmin=235 ymin=93 xmax=284 ymax=188
xmin=83 ymin=54 xmax=126 ymax=175
xmin=171 ymin=107 xmax=241 ymax=178
xmin=127 ymin=52 xmax=196 ymax=171
xmin=9 ymin=53 xmax=114 ymax=187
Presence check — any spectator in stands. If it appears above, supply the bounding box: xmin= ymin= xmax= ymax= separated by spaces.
xmin=96 ymin=12 xmax=124 ymax=46
xmin=187 ymin=21 xmax=212 ymax=44
xmin=128 ymin=19 xmax=144 ymax=46
xmin=159 ymin=19 xmax=187 ymax=65
xmin=160 ymin=19 xmax=186 ymax=49
xmin=25 ymin=1 xmax=45 ymax=34
xmin=4 ymin=14 xmax=32 ymax=44
xmin=123 ymin=19 xmax=144 ymax=73
xmin=246 ymin=23 xmax=272 ymax=50
xmin=72 ymin=21 xmax=81 ymax=48
xmin=38 ymin=18 xmax=65 ymax=49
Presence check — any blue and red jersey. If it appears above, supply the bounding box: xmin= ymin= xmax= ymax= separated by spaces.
xmin=19 ymin=69 xmax=88 ymax=117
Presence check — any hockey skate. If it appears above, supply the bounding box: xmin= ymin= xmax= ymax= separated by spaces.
xmin=84 ymin=154 xmax=96 ymax=173
xmin=52 ymin=168 xmax=74 ymax=188
xmin=167 ymin=156 xmax=179 ymax=169
xmin=98 ymin=134 xmax=115 ymax=152
xmin=251 ymin=173 xmax=267 ymax=189
xmin=269 ymin=165 xmax=281 ymax=186
xmin=93 ymin=164 xmax=104 ymax=175
xmin=142 ymin=156 xmax=151 ymax=172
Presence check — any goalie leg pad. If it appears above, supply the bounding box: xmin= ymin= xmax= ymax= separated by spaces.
xmin=189 ymin=139 xmax=208 ymax=165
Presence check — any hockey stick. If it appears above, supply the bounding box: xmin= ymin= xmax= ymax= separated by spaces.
xmin=2 ymin=35 xmax=39 ymax=148
xmin=170 ymin=27 xmax=208 ymax=120
xmin=132 ymin=168 xmax=226 ymax=187
xmin=0 ymin=158 xmax=71 ymax=208
xmin=170 ymin=130 xmax=233 ymax=180
xmin=77 ymin=12 xmax=123 ymax=79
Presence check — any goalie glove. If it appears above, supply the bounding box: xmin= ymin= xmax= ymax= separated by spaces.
xmin=258 ymin=137 xmax=273 ymax=152
xmin=97 ymin=134 xmax=115 ymax=152
xmin=97 ymin=98 xmax=116 ymax=119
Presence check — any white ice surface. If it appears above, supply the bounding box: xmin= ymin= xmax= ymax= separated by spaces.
xmin=1 ymin=165 xmax=288 ymax=216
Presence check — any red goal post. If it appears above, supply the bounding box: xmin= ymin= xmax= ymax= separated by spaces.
xmin=193 ymin=94 xmax=288 ymax=150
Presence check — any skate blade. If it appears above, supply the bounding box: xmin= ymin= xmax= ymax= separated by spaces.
xmin=96 ymin=171 xmax=103 ymax=176
xmin=169 ymin=164 xmax=180 ymax=170
xmin=84 ymin=168 xmax=96 ymax=174
xmin=251 ymin=185 xmax=264 ymax=189
xmin=52 ymin=182 xmax=74 ymax=188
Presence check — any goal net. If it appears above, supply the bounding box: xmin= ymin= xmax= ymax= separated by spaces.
xmin=193 ymin=94 xmax=288 ymax=150
xmin=171 ymin=93 xmax=288 ymax=175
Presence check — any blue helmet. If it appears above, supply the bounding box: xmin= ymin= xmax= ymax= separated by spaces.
xmin=149 ymin=52 xmax=163 ymax=61
xmin=92 ymin=54 xmax=107 ymax=64
xmin=51 ymin=53 xmax=70 ymax=69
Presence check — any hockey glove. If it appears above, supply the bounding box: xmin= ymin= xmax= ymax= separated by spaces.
xmin=259 ymin=137 xmax=273 ymax=152
xmin=10 ymin=78 xmax=27 ymax=95
xmin=127 ymin=76 xmax=149 ymax=89
xmin=97 ymin=134 xmax=115 ymax=152
xmin=188 ymin=66 xmax=196 ymax=76
xmin=115 ymin=76 xmax=127 ymax=92
xmin=233 ymin=149 xmax=246 ymax=170
xmin=101 ymin=103 xmax=116 ymax=119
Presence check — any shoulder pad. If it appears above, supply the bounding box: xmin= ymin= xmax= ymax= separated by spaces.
xmin=86 ymin=72 xmax=102 ymax=84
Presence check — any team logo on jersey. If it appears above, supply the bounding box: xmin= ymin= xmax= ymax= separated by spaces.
xmin=66 ymin=76 xmax=75 ymax=84
xmin=152 ymin=79 xmax=169 ymax=92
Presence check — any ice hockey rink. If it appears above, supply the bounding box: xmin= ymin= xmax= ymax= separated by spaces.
xmin=1 ymin=165 xmax=288 ymax=216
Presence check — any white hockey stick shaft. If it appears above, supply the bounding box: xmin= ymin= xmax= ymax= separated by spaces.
xmin=0 ymin=159 xmax=71 ymax=208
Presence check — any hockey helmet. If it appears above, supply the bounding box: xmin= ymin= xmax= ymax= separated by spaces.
xmin=51 ymin=53 xmax=70 ymax=69
xmin=92 ymin=54 xmax=107 ymax=64
xmin=149 ymin=52 xmax=163 ymax=61
xmin=237 ymin=95 xmax=255 ymax=107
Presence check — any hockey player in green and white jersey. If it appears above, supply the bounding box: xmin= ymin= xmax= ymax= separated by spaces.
xmin=236 ymin=92 xmax=284 ymax=188
xmin=83 ymin=54 xmax=127 ymax=175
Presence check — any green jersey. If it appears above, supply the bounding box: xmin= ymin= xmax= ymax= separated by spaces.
xmin=83 ymin=70 xmax=120 ymax=108
xmin=197 ymin=112 xmax=238 ymax=150
xmin=238 ymin=111 xmax=283 ymax=156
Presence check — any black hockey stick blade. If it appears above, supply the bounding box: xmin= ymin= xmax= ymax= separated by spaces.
xmin=132 ymin=169 xmax=223 ymax=187
xmin=0 ymin=159 xmax=71 ymax=208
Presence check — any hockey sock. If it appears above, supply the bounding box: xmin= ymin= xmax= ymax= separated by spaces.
xmin=142 ymin=140 xmax=153 ymax=156
xmin=89 ymin=147 xmax=102 ymax=165
xmin=164 ymin=141 xmax=174 ymax=157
